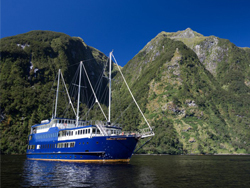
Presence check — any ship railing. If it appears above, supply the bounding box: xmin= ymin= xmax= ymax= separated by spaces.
xmin=118 ymin=131 xmax=139 ymax=137
xmin=138 ymin=127 xmax=155 ymax=138
xmin=56 ymin=119 xmax=98 ymax=129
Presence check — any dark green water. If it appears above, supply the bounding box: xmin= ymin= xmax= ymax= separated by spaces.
xmin=1 ymin=155 xmax=250 ymax=187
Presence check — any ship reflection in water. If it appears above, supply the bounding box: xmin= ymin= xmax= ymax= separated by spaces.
xmin=21 ymin=159 xmax=134 ymax=187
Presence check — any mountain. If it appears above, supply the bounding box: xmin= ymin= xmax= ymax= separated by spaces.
xmin=0 ymin=31 xmax=110 ymax=154
xmin=1 ymin=29 xmax=250 ymax=155
xmin=111 ymin=28 xmax=250 ymax=154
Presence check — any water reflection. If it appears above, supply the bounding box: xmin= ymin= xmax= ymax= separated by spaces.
xmin=2 ymin=155 xmax=250 ymax=187
xmin=21 ymin=160 xmax=136 ymax=187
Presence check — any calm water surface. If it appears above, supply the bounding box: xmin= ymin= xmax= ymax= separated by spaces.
xmin=1 ymin=155 xmax=250 ymax=187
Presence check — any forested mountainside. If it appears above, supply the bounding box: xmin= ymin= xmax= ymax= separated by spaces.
xmin=111 ymin=28 xmax=250 ymax=154
xmin=1 ymin=29 xmax=250 ymax=154
xmin=0 ymin=31 xmax=109 ymax=154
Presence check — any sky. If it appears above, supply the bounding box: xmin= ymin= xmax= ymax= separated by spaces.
xmin=1 ymin=0 xmax=250 ymax=67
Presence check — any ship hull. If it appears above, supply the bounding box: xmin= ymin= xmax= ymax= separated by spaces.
xmin=27 ymin=136 xmax=138 ymax=162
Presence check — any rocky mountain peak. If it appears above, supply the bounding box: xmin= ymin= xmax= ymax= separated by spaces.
xmin=172 ymin=28 xmax=203 ymax=39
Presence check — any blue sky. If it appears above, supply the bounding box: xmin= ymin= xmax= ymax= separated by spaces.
xmin=1 ymin=0 xmax=250 ymax=66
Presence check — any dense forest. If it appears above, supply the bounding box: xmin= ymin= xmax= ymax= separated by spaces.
xmin=0 ymin=31 xmax=109 ymax=154
xmin=1 ymin=29 xmax=250 ymax=154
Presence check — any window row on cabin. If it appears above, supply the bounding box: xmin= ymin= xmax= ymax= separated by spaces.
xmin=57 ymin=142 xmax=75 ymax=148
xmin=28 ymin=142 xmax=75 ymax=150
xmin=57 ymin=119 xmax=85 ymax=126
xmin=37 ymin=124 xmax=53 ymax=130
xmin=58 ymin=128 xmax=100 ymax=137
xmin=36 ymin=133 xmax=57 ymax=139
xmin=40 ymin=143 xmax=57 ymax=149
xmin=76 ymin=128 xmax=91 ymax=135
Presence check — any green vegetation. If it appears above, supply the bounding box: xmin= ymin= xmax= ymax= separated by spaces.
xmin=111 ymin=29 xmax=250 ymax=154
xmin=1 ymin=29 xmax=250 ymax=155
xmin=0 ymin=31 xmax=108 ymax=154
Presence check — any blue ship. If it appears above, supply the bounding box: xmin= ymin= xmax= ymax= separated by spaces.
xmin=27 ymin=52 xmax=154 ymax=162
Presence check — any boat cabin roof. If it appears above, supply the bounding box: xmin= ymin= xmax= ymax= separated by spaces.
xmin=31 ymin=118 xmax=122 ymax=130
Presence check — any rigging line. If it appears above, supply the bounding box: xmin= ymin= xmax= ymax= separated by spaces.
xmin=82 ymin=64 xmax=108 ymax=121
xmin=67 ymin=58 xmax=97 ymax=68
xmin=92 ymin=58 xmax=109 ymax=103
xmin=112 ymin=54 xmax=154 ymax=134
xmin=60 ymin=71 xmax=77 ymax=117
xmin=99 ymin=85 xmax=108 ymax=107
xmin=98 ymin=59 xmax=110 ymax=104
xmin=81 ymin=101 xmax=96 ymax=120
xmin=82 ymin=70 xmax=90 ymax=107
xmin=47 ymin=72 xmax=58 ymax=118
xmin=133 ymin=137 xmax=153 ymax=154
xmin=113 ymin=101 xmax=134 ymax=125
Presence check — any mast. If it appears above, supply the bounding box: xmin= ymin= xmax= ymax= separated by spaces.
xmin=54 ymin=69 xmax=60 ymax=118
xmin=76 ymin=61 xmax=83 ymax=126
xmin=108 ymin=51 xmax=112 ymax=125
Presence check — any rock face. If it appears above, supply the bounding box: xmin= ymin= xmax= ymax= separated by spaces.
xmin=192 ymin=36 xmax=228 ymax=76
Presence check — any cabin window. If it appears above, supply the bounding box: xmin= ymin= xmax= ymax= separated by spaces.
xmin=75 ymin=131 xmax=77 ymax=135
xmin=88 ymin=129 xmax=90 ymax=134
xmin=93 ymin=128 xmax=96 ymax=134
xmin=97 ymin=129 xmax=100 ymax=134
xmin=80 ymin=130 xmax=82 ymax=134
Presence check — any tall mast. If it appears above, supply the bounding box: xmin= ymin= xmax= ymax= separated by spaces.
xmin=108 ymin=51 xmax=112 ymax=125
xmin=76 ymin=61 xmax=82 ymax=126
xmin=54 ymin=69 xmax=60 ymax=118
